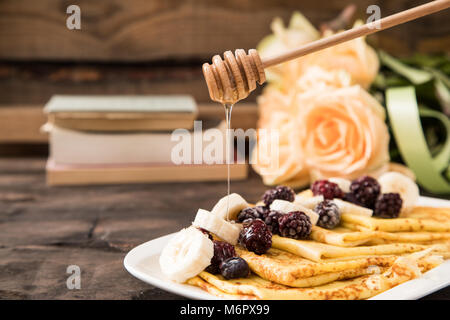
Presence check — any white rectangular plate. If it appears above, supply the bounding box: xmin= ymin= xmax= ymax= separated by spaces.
xmin=124 ymin=196 xmax=450 ymax=300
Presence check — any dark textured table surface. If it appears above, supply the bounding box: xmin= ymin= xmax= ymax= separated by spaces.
xmin=0 ymin=158 xmax=448 ymax=300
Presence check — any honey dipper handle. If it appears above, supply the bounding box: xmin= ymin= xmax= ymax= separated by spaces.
xmin=262 ymin=0 xmax=450 ymax=68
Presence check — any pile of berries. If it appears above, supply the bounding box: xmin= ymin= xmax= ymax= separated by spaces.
xmin=234 ymin=185 xmax=316 ymax=255
xmin=206 ymin=240 xmax=250 ymax=279
xmin=237 ymin=211 xmax=312 ymax=255
xmin=311 ymin=176 xmax=403 ymax=218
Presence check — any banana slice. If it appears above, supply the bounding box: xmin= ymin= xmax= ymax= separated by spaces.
xmin=294 ymin=195 xmax=324 ymax=209
xmin=270 ymin=199 xmax=319 ymax=225
xmin=211 ymin=193 xmax=249 ymax=221
xmin=328 ymin=177 xmax=351 ymax=193
xmin=159 ymin=227 xmax=214 ymax=283
xmin=377 ymin=172 xmax=419 ymax=211
xmin=333 ymin=199 xmax=373 ymax=217
xmin=193 ymin=209 xmax=241 ymax=245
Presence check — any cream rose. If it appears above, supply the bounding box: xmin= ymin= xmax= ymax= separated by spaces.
xmin=294 ymin=85 xmax=389 ymax=180
xmin=252 ymin=90 xmax=307 ymax=185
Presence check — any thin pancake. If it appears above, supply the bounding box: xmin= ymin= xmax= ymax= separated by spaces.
xmin=193 ymin=252 xmax=442 ymax=300
xmin=311 ymin=225 xmax=450 ymax=247
xmin=186 ymin=276 xmax=256 ymax=300
xmin=271 ymin=235 xmax=446 ymax=262
xmin=236 ymin=247 xmax=400 ymax=286
xmin=340 ymin=208 xmax=450 ymax=232
xmin=403 ymin=206 xmax=450 ymax=221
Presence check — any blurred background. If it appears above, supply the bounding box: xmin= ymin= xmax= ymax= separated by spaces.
xmin=0 ymin=0 xmax=448 ymax=156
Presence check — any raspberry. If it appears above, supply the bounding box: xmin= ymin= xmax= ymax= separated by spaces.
xmin=311 ymin=180 xmax=344 ymax=200
xmin=219 ymin=257 xmax=250 ymax=279
xmin=374 ymin=193 xmax=403 ymax=219
xmin=263 ymin=210 xmax=283 ymax=235
xmin=262 ymin=186 xmax=295 ymax=207
xmin=237 ymin=206 xmax=269 ymax=223
xmin=205 ymin=240 xmax=236 ymax=274
xmin=238 ymin=219 xmax=272 ymax=255
xmin=278 ymin=211 xmax=312 ymax=239
xmin=349 ymin=176 xmax=381 ymax=208
xmin=314 ymin=200 xmax=341 ymax=229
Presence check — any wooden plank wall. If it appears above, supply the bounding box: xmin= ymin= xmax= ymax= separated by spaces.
xmin=0 ymin=0 xmax=448 ymax=145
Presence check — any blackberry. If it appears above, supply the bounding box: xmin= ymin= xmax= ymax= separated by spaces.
xmin=278 ymin=211 xmax=312 ymax=239
xmin=374 ymin=193 xmax=403 ymax=219
xmin=237 ymin=206 xmax=269 ymax=223
xmin=343 ymin=192 xmax=362 ymax=206
xmin=205 ymin=240 xmax=236 ymax=274
xmin=262 ymin=186 xmax=295 ymax=207
xmin=314 ymin=200 xmax=341 ymax=229
xmin=349 ymin=176 xmax=381 ymax=208
xmin=238 ymin=219 xmax=272 ymax=255
xmin=263 ymin=210 xmax=283 ymax=235
xmin=219 ymin=257 xmax=250 ymax=279
xmin=311 ymin=180 xmax=344 ymax=200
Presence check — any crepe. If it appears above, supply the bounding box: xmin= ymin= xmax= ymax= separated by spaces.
xmin=311 ymin=225 xmax=450 ymax=247
xmin=190 ymin=251 xmax=442 ymax=300
xmin=236 ymin=247 xmax=400 ymax=286
xmin=186 ymin=276 xmax=256 ymax=300
xmin=341 ymin=207 xmax=450 ymax=232
xmin=271 ymin=235 xmax=447 ymax=262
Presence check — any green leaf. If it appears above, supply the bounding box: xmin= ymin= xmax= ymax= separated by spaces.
xmin=379 ymin=51 xmax=433 ymax=85
xmin=418 ymin=108 xmax=450 ymax=171
xmin=386 ymin=87 xmax=450 ymax=194
xmin=435 ymin=77 xmax=450 ymax=115
xmin=426 ymin=67 xmax=450 ymax=88
xmin=401 ymin=53 xmax=449 ymax=69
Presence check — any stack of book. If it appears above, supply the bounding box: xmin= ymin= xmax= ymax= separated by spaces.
xmin=44 ymin=95 xmax=247 ymax=185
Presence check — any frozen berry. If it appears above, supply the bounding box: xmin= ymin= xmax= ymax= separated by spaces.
xmin=278 ymin=211 xmax=312 ymax=239
xmin=237 ymin=206 xmax=269 ymax=223
xmin=349 ymin=176 xmax=381 ymax=208
xmin=219 ymin=257 xmax=250 ymax=279
xmin=311 ymin=180 xmax=344 ymax=200
xmin=314 ymin=200 xmax=341 ymax=229
xmin=264 ymin=210 xmax=283 ymax=235
xmin=262 ymin=186 xmax=295 ymax=207
xmin=238 ymin=219 xmax=272 ymax=255
xmin=205 ymin=240 xmax=236 ymax=274
xmin=343 ymin=192 xmax=362 ymax=206
xmin=374 ymin=193 xmax=403 ymax=219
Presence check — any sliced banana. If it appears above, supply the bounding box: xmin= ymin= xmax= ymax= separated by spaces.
xmin=270 ymin=199 xmax=319 ymax=225
xmin=294 ymin=195 xmax=324 ymax=210
xmin=159 ymin=227 xmax=214 ymax=283
xmin=377 ymin=172 xmax=419 ymax=211
xmin=211 ymin=193 xmax=249 ymax=221
xmin=328 ymin=177 xmax=351 ymax=193
xmin=333 ymin=199 xmax=373 ymax=217
xmin=193 ymin=209 xmax=241 ymax=245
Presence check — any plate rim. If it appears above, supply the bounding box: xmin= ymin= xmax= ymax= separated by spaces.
xmin=124 ymin=196 xmax=450 ymax=300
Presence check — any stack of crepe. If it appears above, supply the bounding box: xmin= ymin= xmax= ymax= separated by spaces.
xmin=187 ymin=193 xmax=450 ymax=300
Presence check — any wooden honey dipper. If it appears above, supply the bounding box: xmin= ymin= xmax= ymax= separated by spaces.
xmin=203 ymin=0 xmax=450 ymax=104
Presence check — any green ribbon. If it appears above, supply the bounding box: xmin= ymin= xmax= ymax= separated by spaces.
xmin=386 ymin=86 xmax=450 ymax=194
